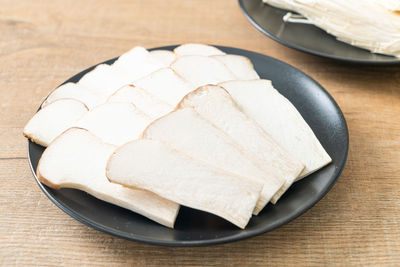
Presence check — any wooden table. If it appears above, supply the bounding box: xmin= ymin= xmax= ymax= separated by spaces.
xmin=1 ymin=0 xmax=399 ymax=265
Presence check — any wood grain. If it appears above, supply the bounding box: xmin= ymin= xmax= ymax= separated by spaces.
xmin=1 ymin=0 xmax=400 ymax=266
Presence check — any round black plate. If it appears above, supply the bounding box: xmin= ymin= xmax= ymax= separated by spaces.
xmin=28 ymin=45 xmax=349 ymax=246
xmin=239 ymin=0 xmax=400 ymax=64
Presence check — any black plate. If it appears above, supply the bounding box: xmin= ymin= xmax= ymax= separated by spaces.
xmin=28 ymin=45 xmax=349 ymax=246
xmin=239 ymin=0 xmax=400 ymax=64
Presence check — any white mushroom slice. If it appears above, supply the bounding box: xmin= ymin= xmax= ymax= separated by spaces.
xmin=37 ymin=128 xmax=179 ymax=228
xmin=75 ymin=102 xmax=151 ymax=146
xmin=108 ymin=85 xmax=173 ymax=119
xmin=212 ymin=55 xmax=259 ymax=80
xmin=107 ymin=138 xmax=263 ymax=229
xmin=174 ymin=43 xmax=226 ymax=57
xmin=134 ymin=68 xmax=195 ymax=106
xmin=220 ymin=80 xmax=332 ymax=184
xmin=171 ymin=56 xmax=236 ymax=87
xmin=78 ymin=64 xmax=128 ymax=96
xmin=23 ymin=99 xmax=88 ymax=147
xmin=179 ymin=85 xmax=304 ymax=207
xmin=43 ymin=83 xmax=106 ymax=109
xmin=143 ymin=108 xmax=284 ymax=212
xmin=149 ymin=50 xmax=176 ymax=66
xmin=112 ymin=46 xmax=165 ymax=81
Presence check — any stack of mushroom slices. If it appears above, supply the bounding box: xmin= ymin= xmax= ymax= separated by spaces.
xmin=24 ymin=44 xmax=331 ymax=229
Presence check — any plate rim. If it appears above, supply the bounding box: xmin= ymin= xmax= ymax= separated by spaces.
xmin=238 ymin=0 xmax=400 ymax=65
xmin=27 ymin=45 xmax=349 ymax=246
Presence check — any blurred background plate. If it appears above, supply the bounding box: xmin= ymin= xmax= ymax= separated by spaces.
xmin=239 ymin=0 xmax=400 ymax=64
xmin=28 ymin=45 xmax=349 ymax=246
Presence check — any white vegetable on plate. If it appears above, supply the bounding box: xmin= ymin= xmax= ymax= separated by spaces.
xmin=220 ymin=79 xmax=332 ymax=182
xmin=111 ymin=46 xmax=166 ymax=82
xmin=75 ymin=102 xmax=151 ymax=146
xmin=174 ymin=43 xmax=226 ymax=57
xmin=134 ymin=68 xmax=196 ymax=106
xmin=37 ymin=128 xmax=180 ymax=228
xmin=106 ymin=138 xmax=263 ymax=229
xmin=42 ymin=82 xmax=107 ymax=109
xmin=212 ymin=55 xmax=260 ymax=80
xmin=149 ymin=50 xmax=176 ymax=66
xmin=173 ymin=45 xmax=259 ymax=80
xmin=142 ymin=107 xmax=284 ymax=213
xmin=263 ymin=0 xmax=400 ymax=57
xmin=171 ymin=55 xmax=237 ymax=87
xmin=78 ymin=64 xmax=128 ymax=96
xmin=179 ymin=85 xmax=305 ymax=206
xmin=24 ymin=99 xmax=88 ymax=147
xmin=107 ymin=84 xmax=173 ymax=119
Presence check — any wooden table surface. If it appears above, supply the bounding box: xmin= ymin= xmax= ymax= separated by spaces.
xmin=1 ymin=0 xmax=400 ymax=266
